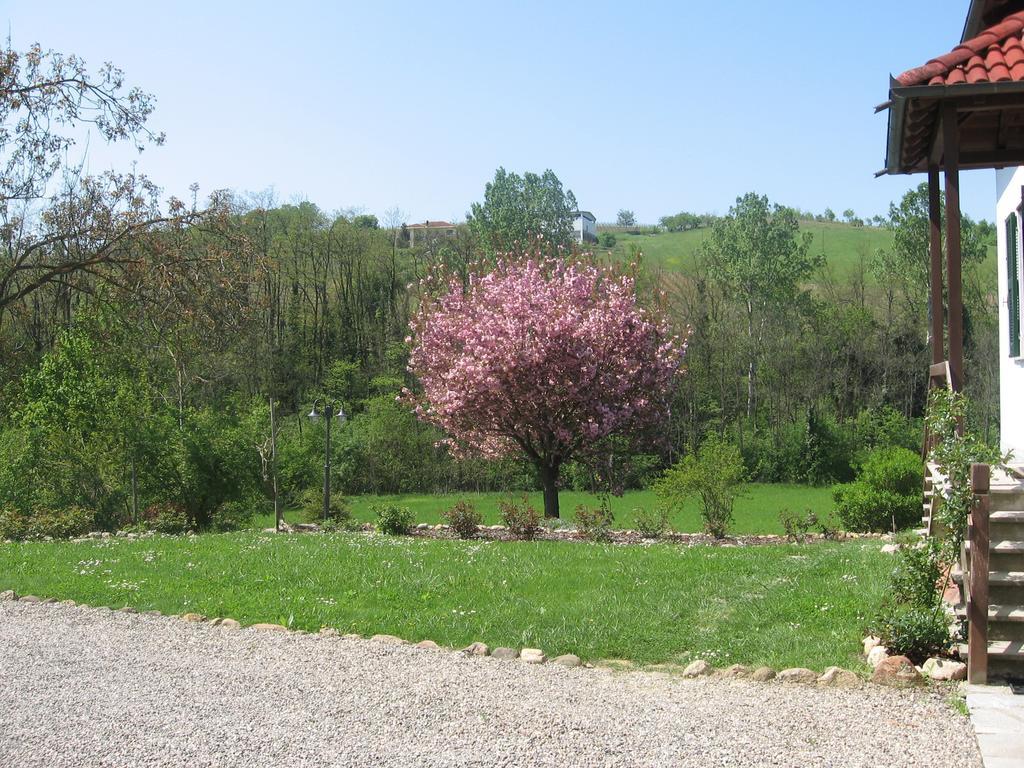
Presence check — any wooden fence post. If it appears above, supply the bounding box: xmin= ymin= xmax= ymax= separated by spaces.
xmin=968 ymin=462 xmax=990 ymax=685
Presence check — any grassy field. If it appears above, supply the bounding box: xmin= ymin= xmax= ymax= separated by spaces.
xmin=0 ymin=532 xmax=888 ymax=670
xmin=265 ymin=483 xmax=836 ymax=534
xmin=599 ymin=221 xmax=996 ymax=289
xmin=601 ymin=222 xmax=894 ymax=280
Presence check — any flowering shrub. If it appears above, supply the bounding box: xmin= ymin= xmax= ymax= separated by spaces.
xmin=406 ymin=252 xmax=685 ymax=518
xmin=498 ymin=497 xmax=541 ymax=539
xmin=443 ymin=500 xmax=482 ymax=539
xmin=632 ymin=507 xmax=670 ymax=539
xmin=574 ymin=499 xmax=614 ymax=542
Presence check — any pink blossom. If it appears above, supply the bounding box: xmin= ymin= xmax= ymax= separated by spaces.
xmin=405 ymin=253 xmax=687 ymax=515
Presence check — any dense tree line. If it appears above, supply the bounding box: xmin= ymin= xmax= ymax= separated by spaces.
xmin=0 ymin=42 xmax=1002 ymax=532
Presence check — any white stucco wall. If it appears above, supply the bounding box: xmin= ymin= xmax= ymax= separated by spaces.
xmin=995 ymin=166 xmax=1024 ymax=459
xmin=572 ymin=213 xmax=597 ymax=244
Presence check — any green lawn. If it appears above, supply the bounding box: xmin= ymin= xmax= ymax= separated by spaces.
xmin=0 ymin=532 xmax=888 ymax=670
xmin=267 ymin=484 xmax=835 ymax=534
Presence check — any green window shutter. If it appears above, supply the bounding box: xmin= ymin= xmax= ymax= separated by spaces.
xmin=1008 ymin=212 xmax=1021 ymax=358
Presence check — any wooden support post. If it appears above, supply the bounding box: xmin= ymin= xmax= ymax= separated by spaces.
xmin=968 ymin=462 xmax=991 ymax=685
xmin=270 ymin=397 xmax=281 ymax=534
xmin=928 ymin=167 xmax=944 ymax=365
xmin=943 ymin=103 xmax=964 ymax=392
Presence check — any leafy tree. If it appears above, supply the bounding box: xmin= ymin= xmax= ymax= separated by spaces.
xmin=878 ymin=183 xmax=987 ymax=312
xmin=660 ymin=211 xmax=702 ymax=232
xmin=0 ymin=42 xmax=202 ymax=315
xmin=616 ymin=209 xmax=636 ymax=227
xmin=700 ymin=192 xmax=820 ymax=420
xmin=843 ymin=208 xmax=856 ymax=222
xmin=353 ymin=214 xmax=379 ymax=229
xmin=823 ymin=208 xmax=836 ymax=222
xmin=655 ymin=436 xmax=746 ymax=538
xmin=467 ymin=168 xmax=578 ymax=252
xmin=406 ymin=254 xmax=685 ymax=518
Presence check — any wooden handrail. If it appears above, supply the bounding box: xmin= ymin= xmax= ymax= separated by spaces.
xmin=967 ymin=462 xmax=991 ymax=685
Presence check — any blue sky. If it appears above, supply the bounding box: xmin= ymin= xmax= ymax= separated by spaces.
xmin=3 ymin=0 xmax=997 ymax=223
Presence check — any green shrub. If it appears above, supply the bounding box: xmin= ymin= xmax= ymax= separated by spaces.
xmin=872 ymin=540 xmax=953 ymax=663
xmin=925 ymin=388 xmax=1006 ymax=555
xmin=300 ymin=488 xmax=353 ymax=526
xmin=872 ymin=603 xmax=952 ymax=663
xmin=0 ymin=505 xmax=92 ymax=541
xmin=574 ymin=500 xmax=614 ymax=542
xmin=779 ymin=508 xmax=817 ymax=542
xmin=858 ymin=447 xmax=921 ymax=497
xmin=499 ymin=497 xmax=541 ymax=539
xmin=442 ymin=500 xmax=482 ymax=539
xmin=633 ymin=507 xmax=669 ymax=539
xmin=374 ymin=503 xmax=414 ymax=535
xmin=833 ymin=447 xmax=921 ymax=532
xmin=0 ymin=505 xmax=27 ymax=540
xmin=598 ymin=232 xmax=616 ymax=248
xmin=655 ymin=436 xmax=745 ymax=539
xmin=141 ymin=502 xmax=191 ymax=534
xmin=741 ymin=414 xmax=854 ymax=484
xmin=833 ymin=483 xmax=918 ymax=533
xmin=210 ymin=500 xmax=257 ymax=532
xmin=889 ymin=539 xmax=943 ymax=607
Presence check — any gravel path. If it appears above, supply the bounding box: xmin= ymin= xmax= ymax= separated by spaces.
xmin=0 ymin=601 xmax=981 ymax=768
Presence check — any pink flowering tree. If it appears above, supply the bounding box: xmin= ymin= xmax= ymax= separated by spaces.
xmin=405 ymin=253 xmax=686 ymax=518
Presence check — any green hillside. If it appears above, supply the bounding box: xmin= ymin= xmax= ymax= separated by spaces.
xmin=598 ymin=221 xmax=893 ymax=280
xmin=597 ymin=220 xmax=997 ymax=288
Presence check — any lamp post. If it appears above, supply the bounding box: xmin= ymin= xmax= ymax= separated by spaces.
xmin=308 ymin=399 xmax=347 ymax=521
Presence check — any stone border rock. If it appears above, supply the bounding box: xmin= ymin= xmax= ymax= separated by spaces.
xmin=861 ymin=634 xmax=966 ymax=683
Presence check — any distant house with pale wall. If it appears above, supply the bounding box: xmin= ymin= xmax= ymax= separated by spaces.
xmin=406 ymin=220 xmax=456 ymax=247
xmin=572 ymin=211 xmax=598 ymax=244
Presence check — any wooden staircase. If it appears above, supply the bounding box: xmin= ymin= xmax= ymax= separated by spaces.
xmin=948 ymin=469 xmax=1024 ymax=682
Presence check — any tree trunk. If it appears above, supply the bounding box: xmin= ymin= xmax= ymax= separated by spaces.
xmin=746 ymin=300 xmax=756 ymax=421
xmin=539 ymin=462 xmax=560 ymax=519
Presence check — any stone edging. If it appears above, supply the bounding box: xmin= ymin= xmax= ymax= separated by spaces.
xmin=265 ymin=523 xmax=892 ymax=548
xmin=0 ymin=589 xmax=944 ymax=691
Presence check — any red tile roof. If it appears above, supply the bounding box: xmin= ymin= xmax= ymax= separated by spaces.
xmin=406 ymin=220 xmax=454 ymax=229
xmin=897 ymin=10 xmax=1024 ymax=86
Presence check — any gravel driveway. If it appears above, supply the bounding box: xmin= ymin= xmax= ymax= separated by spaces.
xmin=0 ymin=601 xmax=981 ymax=767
